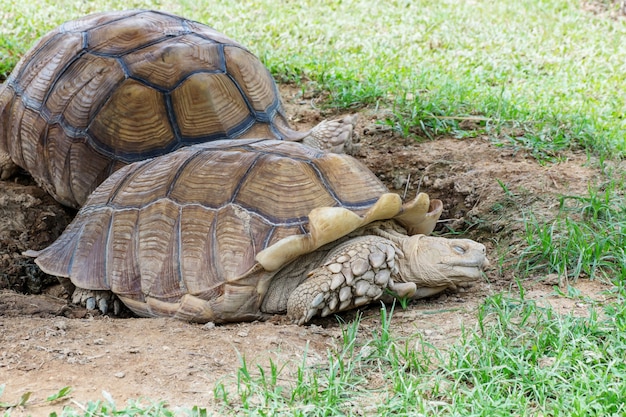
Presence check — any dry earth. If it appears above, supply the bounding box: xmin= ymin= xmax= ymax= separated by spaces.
xmin=0 ymin=85 xmax=614 ymax=415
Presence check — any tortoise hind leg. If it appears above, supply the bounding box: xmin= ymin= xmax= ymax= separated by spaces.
xmin=71 ymin=287 xmax=122 ymax=316
xmin=0 ymin=150 xmax=17 ymax=180
xmin=277 ymin=114 xmax=358 ymax=154
xmin=302 ymin=115 xmax=358 ymax=154
xmin=286 ymin=235 xmax=414 ymax=325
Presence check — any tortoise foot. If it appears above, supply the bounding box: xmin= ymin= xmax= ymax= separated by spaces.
xmin=72 ymin=288 xmax=121 ymax=316
xmin=303 ymin=114 xmax=358 ymax=154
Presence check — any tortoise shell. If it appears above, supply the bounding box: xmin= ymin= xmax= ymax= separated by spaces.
xmin=28 ymin=139 xmax=434 ymax=323
xmin=0 ymin=10 xmax=299 ymax=208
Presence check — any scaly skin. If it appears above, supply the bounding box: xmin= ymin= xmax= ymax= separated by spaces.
xmin=0 ymin=151 xmax=16 ymax=180
xmin=301 ymin=115 xmax=359 ymax=154
xmin=286 ymin=236 xmax=400 ymax=325
xmin=286 ymin=232 xmax=489 ymax=324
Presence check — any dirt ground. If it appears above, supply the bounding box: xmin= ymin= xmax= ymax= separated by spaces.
xmin=0 ymin=85 xmax=615 ymax=415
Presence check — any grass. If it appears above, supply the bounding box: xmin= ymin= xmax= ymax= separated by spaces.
xmin=1 ymin=0 xmax=626 ymax=158
xmin=1 ymin=0 xmax=626 ymax=415
xmin=516 ymin=178 xmax=626 ymax=283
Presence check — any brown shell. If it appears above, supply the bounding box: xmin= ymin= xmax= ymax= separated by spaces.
xmin=28 ymin=139 xmax=421 ymax=323
xmin=0 ymin=10 xmax=295 ymax=208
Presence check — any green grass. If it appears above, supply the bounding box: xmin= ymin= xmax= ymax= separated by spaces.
xmin=517 ymin=178 xmax=626 ymax=283
xmin=1 ymin=0 xmax=626 ymax=157
xmin=2 ymin=0 xmax=626 ymax=416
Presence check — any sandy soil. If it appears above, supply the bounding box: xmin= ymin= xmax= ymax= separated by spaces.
xmin=0 ymin=85 xmax=613 ymax=415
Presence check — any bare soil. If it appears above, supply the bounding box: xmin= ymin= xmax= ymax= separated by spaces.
xmin=0 ymin=85 xmax=613 ymax=415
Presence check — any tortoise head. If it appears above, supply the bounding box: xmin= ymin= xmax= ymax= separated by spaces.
xmin=397 ymin=235 xmax=489 ymax=291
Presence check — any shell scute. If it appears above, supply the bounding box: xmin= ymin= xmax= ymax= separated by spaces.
xmin=86 ymin=11 xmax=185 ymax=55
xmin=45 ymin=54 xmax=125 ymax=129
xmin=166 ymin=147 xmax=258 ymax=208
xmin=124 ymin=35 xmax=225 ymax=90
xmin=89 ymin=79 xmax=174 ymax=159
xmin=171 ymin=72 xmax=254 ymax=140
xmin=15 ymin=32 xmax=85 ymax=106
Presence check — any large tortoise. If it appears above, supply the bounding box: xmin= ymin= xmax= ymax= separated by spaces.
xmin=26 ymin=139 xmax=488 ymax=324
xmin=0 ymin=9 xmax=355 ymax=208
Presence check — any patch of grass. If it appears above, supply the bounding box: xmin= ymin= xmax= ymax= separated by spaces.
xmin=214 ymin=291 xmax=626 ymax=417
xmin=517 ymin=179 xmax=626 ymax=282
xmin=1 ymin=0 xmax=626 ymax=157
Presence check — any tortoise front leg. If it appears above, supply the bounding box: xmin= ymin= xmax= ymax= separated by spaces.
xmin=286 ymin=236 xmax=413 ymax=325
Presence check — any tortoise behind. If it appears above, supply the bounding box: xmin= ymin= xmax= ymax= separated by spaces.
xmin=26 ymin=139 xmax=488 ymax=324
xmin=0 ymin=9 xmax=355 ymax=208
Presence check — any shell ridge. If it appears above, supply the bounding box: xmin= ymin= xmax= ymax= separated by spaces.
xmin=163 ymin=91 xmax=183 ymax=145
xmin=82 ymin=10 xmax=148 ymax=34
xmin=63 ymin=219 xmax=87 ymax=278
xmin=12 ymin=32 xmax=64 ymax=84
xmin=104 ymin=160 xmax=152 ymax=205
xmin=101 ymin=206 xmax=115 ymax=288
xmin=39 ymin=50 xmax=89 ymax=120
xmin=164 ymin=148 xmax=205 ymax=198
xmin=229 ymin=151 xmax=262 ymax=203
xmin=255 ymin=193 xmax=403 ymax=272
xmin=175 ymin=205 xmax=185 ymax=292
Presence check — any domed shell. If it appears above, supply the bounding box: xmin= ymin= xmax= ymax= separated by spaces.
xmin=0 ymin=10 xmax=292 ymax=208
xmin=30 ymin=139 xmax=405 ymax=322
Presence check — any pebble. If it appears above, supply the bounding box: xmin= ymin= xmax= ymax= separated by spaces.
xmin=114 ymin=372 xmax=125 ymax=379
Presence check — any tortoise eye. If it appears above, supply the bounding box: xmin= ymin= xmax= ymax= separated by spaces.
xmin=453 ymin=245 xmax=466 ymax=255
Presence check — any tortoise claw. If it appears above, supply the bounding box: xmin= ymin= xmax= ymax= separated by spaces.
xmin=72 ymin=288 xmax=118 ymax=316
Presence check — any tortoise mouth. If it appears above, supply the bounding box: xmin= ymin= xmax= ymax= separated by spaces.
xmin=438 ymin=257 xmax=490 ymax=281
xmin=443 ymin=257 xmax=490 ymax=269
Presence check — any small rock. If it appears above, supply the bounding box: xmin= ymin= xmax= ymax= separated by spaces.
xmin=203 ymin=322 xmax=216 ymax=330
xmin=114 ymin=372 xmax=125 ymax=378
xmin=53 ymin=320 xmax=67 ymax=331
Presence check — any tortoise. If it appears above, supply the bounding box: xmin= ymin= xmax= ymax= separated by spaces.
xmin=0 ymin=9 xmax=356 ymax=209
xmin=25 ymin=139 xmax=489 ymax=324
